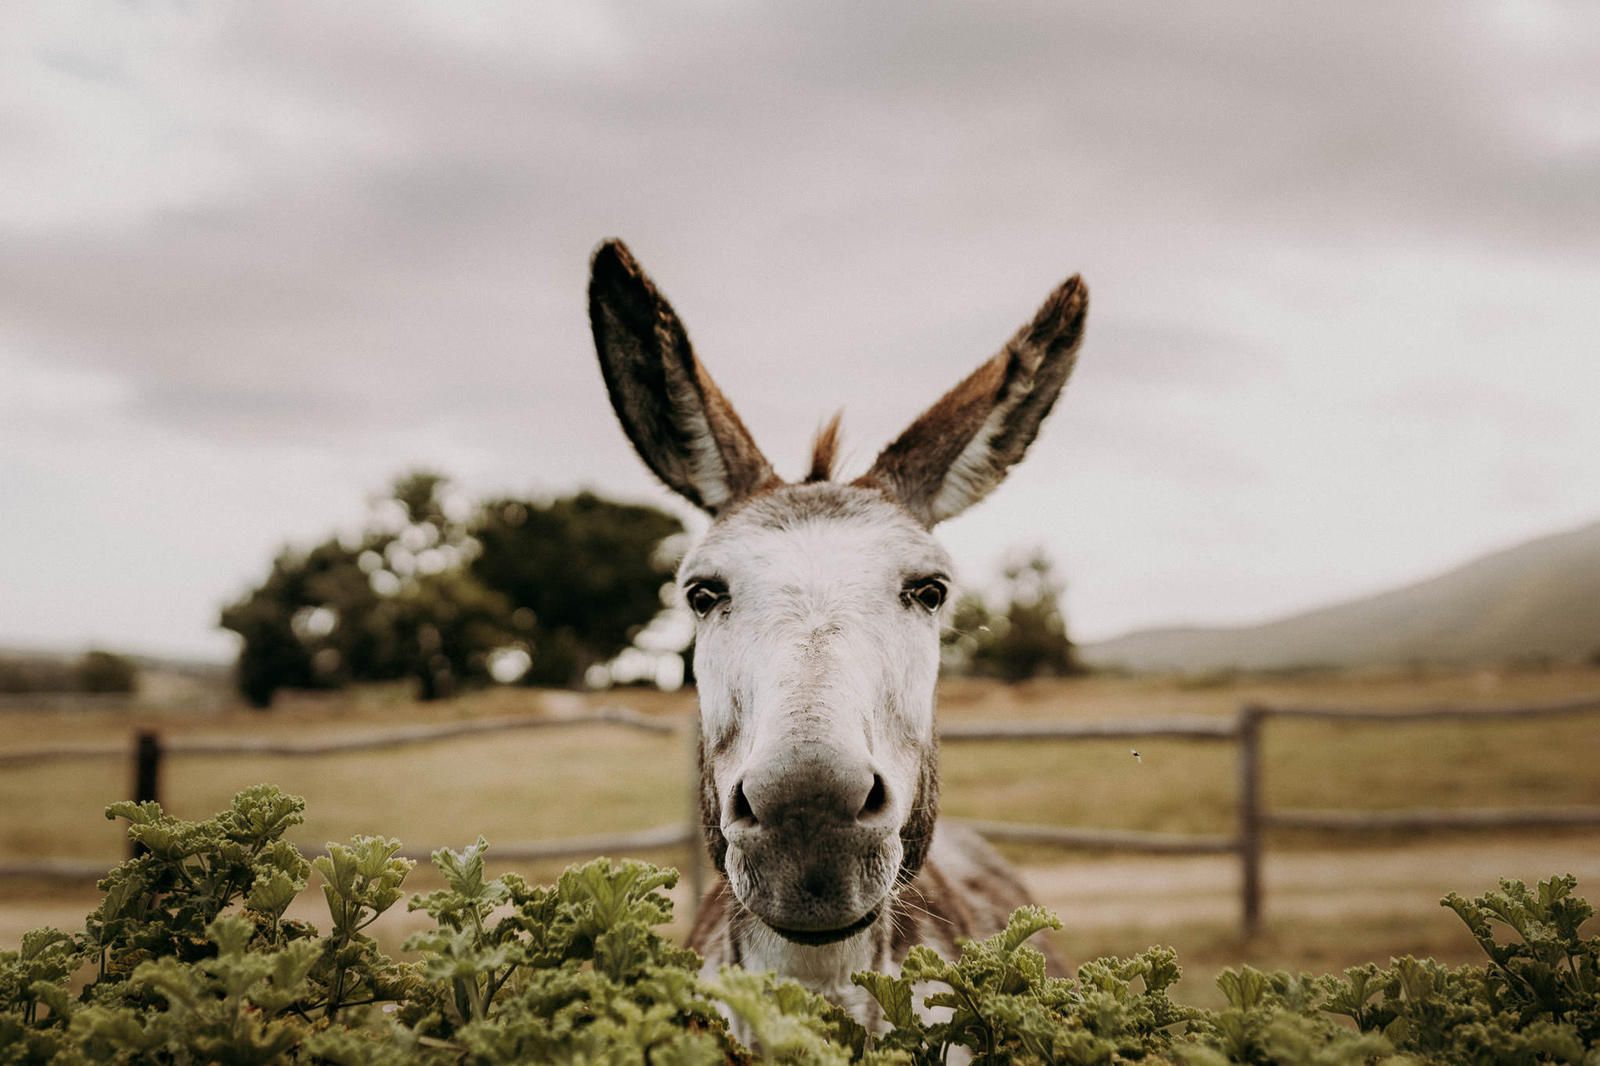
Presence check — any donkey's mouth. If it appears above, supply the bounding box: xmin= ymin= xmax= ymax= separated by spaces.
xmin=765 ymin=907 xmax=880 ymax=946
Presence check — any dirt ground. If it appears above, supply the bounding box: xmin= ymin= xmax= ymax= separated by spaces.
xmin=1023 ymin=836 xmax=1600 ymax=931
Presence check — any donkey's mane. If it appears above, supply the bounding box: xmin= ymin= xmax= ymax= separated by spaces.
xmin=804 ymin=412 xmax=844 ymax=483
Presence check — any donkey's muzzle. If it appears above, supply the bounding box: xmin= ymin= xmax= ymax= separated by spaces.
xmin=722 ymin=745 xmax=900 ymax=936
xmin=726 ymin=815 xmax=896 ymax=936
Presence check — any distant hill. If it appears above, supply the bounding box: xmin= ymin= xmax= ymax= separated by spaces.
xmin=1082 ymin=520 xmax=1600 ymax=674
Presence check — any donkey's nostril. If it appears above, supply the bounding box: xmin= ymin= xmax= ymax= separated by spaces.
xmin=858 ymin=774 xmax=889 ymax=820
xmin=730 ymin=780 xmax=756 ymax=825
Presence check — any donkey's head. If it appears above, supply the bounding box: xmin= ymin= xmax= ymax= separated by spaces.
xmin=589 ymin=240 xmax=1086 ymax=945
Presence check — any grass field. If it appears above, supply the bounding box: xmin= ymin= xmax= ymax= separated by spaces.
xmin=2 ymin=663 xmax=1598 ymax=1005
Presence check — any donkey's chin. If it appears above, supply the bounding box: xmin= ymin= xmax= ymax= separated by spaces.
xmin=763 ymin=906 xmax=883 ymax=946
xmin=726 ymin=843 xmax=897 ymax=948
xmin=737 ymin=885 xmax=889 ymax=947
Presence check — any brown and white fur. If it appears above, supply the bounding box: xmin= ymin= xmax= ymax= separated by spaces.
xmin=587 ymin=239 xmax=1088 ymax=1029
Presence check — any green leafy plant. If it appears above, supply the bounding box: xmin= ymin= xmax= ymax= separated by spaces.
xmin=1 ymin=786 xmax=1596 ymax=1064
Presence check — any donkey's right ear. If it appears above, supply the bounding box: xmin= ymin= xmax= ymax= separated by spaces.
xmin=857 ymin=274 xmax=1087 ymax=526
xmin=589 ymin=240 xmax=778 ymax=514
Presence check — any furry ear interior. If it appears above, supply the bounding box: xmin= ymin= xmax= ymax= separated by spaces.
xmin=858 ymin=275 xmax=1088 ymax=526
xmin=589 ymin=240 xmax=777 ymax=513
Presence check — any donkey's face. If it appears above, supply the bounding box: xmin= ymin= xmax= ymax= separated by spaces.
xmin=588 ymin=240 xmax=1087 ymax=945
xmin=681 ymin=483 xmax=949 ymax=939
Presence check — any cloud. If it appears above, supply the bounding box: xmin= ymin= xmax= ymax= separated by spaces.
xmin=0 ymin=0 xmax=1597 ymax=655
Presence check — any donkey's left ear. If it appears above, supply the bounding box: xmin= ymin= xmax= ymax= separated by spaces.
xmin=589 ymin=239 xmax=778 ymax=514
xmin=857 ymin=275 xmax=1087 ymax=526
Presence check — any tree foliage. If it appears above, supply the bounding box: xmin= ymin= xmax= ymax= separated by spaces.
xmin=220 ymin=474 xmax=681 ymax=707
xmin=4 ymin=786 xmax=1596 ymax=1064
xmin=944 ymin=551 xmax=1085 ymax=682
xmin=471 ymin=492 xmax=682 ymax=687
xmin=0 ymin=651 xmax=139 ymax=696
xmin=77 ymin=652 xmax=140 ymax=694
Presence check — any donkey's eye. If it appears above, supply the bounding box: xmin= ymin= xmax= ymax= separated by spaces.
xmin=904 ymin=577 xmax=947 ymax=613
xmin=685 ymin=580 xmax=728 ymax=618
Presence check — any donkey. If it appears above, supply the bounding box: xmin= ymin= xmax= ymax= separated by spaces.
xmin=587 ymin=239 xmax=1088 ymax=1025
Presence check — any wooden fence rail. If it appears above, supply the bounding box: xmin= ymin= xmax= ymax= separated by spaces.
xmin=940 ymin=717 xmax=1239 ymax=742
xmin=1264 ymin=806 xmax=1600 ymax=833
xmin=0 ymin=705 xmax=676 ymax=769
xmin=1247 ymin=695 xmax=1600 ymax=722
xmin=953 ymin=819 xmax=1238 ymax=855
xmin=4 ymin=695 xmax=1599 ymax=934
xmin=0 ymin=708 xmax=707 ymax=897
xmin=937 ymin=697 xmax=1600 ymax=934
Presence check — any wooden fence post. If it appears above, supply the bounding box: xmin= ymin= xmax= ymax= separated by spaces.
xmin=1237 ymin=705 xmax=1265 ymax=937
xmin=130 ymin=730 xmax=163 ymax=858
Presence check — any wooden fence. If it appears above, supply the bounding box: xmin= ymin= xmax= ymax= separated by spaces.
xmin=0 ymin=707 xmax=706 ymax=897
xmin=942 ymin=697 xmax=1600 ymax=932
xmin=4 ymin=695 xmax=1600 ymax=934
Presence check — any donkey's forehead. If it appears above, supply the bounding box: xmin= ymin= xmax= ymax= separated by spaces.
xmin=681 ymin=483 xmax=950 ymax=581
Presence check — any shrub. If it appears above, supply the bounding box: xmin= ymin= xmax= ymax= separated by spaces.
xmin=942 ymin=552 xmax=1085 ymax=683
xmin=0 ymin=652 xmax=138 ymax=696
xmin=78 ymin=651 xmax=139 ymax=695
xmin=2 ymin=787 xmax=1596 ymax=1063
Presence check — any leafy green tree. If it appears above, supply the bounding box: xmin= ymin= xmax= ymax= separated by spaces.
xmin=471 ymin=492 xmax=683 ymax=687
xmin=941 ymin=595 xmax=996 ymax=674
xmin=0 ymin=652 xmax=138 ymax=695
xmin=943 ymin=551 xmax=1084 ymax=682
xmin=0 ymin=656 xmax=68 ymax=695
xmin=219 ymin=547 xmax=326 ymax=708
xmin=221 ymin=473 xmax=513 ymax=707
xmin=389 ymin=570 xmax=518 ymax=701
xmin=78 ymin=650 xmax=138 ymax=694
xmin=221 ymin=475 xmax=680 ymax=705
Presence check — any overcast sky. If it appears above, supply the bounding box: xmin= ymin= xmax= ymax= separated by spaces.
xmin=2 ymin=1 xmax=1597 ymax=661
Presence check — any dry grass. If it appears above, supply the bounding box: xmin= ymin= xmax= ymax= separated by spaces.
xmin=1029 ymin=835 xmax=1600 ymax=1006
xmin=0 ymin=685 xmax=695 ymax=864
xmin=3 ymin=662 xmax=1599 ymax=985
